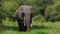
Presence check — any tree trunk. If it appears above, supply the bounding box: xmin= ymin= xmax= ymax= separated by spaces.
xmin=0 ymin=20 xmax=2 ymax=32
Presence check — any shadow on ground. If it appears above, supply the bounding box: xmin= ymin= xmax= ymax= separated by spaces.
xmin=2 ymin=25 xmax=51 ymax=31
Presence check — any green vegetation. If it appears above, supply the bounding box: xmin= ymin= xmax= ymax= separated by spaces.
xmin=0 ymin=0 xmax=60 ymax=22
xmin=0 ymin=0 xmax=60 ymax=34
xmin=0 ymin=0 xmax=60 ymax=21
xmin=1 ymin=20 xmax=60 ymax=34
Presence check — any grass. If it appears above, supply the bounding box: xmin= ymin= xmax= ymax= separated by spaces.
xmin=1 ymin=20 xmax=60 ymax=34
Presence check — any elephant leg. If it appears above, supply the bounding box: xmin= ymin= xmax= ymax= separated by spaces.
xmin=17 ymin=20 xmax=22 ymax=31
xmin=30 ymin=18 xmax=32 ymax=29
xmin=25 ymin=20 xmax=31 ymax=31
xmin=19 ymin=20 xmax=25 ymax=31
xmin=16 ymin=16 xmax=23 ymax=31
xmin=30 ymin=13 xmax=32 ymax=29
xmin=19 ymin=20 xmax=26 ymax=32
xmin=23 ymin=22 xmax=27 ymax=32
xmin=23 ymin=24 xmax=27 ymax=32
xmin=21 ymin=22 xmax=26 ymax=32
xmin=17 ymin=18 xmax=23 ymax=31
xmin=24 ymin=26 xmax=27 ymax=32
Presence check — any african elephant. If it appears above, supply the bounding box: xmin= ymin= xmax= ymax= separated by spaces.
xmin=16 ymin=5 xmax=32 ymax=32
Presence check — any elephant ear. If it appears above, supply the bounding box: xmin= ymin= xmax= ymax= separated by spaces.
xmin=16 ymin=6 xmax=24 ymax=20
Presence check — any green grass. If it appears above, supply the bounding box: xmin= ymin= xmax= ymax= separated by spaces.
xmin=1 ymin=20 xmax=60 ymax=34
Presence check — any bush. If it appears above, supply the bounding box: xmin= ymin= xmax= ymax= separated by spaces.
xmin=32 ymin=15 xmax=45 ymax=22
xmin=2 ymin=1 xmax=19 ymax=20
xmin=45 ymin=2 xmax=60 ymax=21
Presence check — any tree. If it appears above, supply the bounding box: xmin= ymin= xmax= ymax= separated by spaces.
xmin=2 ymin=1 xmax=19 ymax=21
xmin=0 ymin=0 xmax=2 ymax=32
xmin=32 ymin=0 xmax=54 ymax=16
xmin=45 ymin=2 xmax=60 ymax=22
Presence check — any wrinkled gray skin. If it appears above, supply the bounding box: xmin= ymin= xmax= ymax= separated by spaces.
xmin=16 ymin=5 xmax=32 ymax=32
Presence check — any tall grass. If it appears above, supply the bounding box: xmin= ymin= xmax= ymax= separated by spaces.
xmin=1 ymin=20 xmax=60 ymax=34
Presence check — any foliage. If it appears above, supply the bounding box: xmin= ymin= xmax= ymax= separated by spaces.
xmin=0 ymin=0 xmax=60 ymax=22
xmin=32 ymin=15 xmax=45 ymax=22
xmin=1 ymin=1 xmax=19 ymax=21
xmin=2 ymin=1 xmax=18 ymax=11
xmin=45 ymin=2 xmax=60 ymax=21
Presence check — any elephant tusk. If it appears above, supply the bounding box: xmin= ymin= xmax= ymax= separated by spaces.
xmin=31 ymin=24 xmax=32 ymax=27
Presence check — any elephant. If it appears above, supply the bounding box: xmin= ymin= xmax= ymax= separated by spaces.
xmin=16 ymin=5 xmax=32 ymax=32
